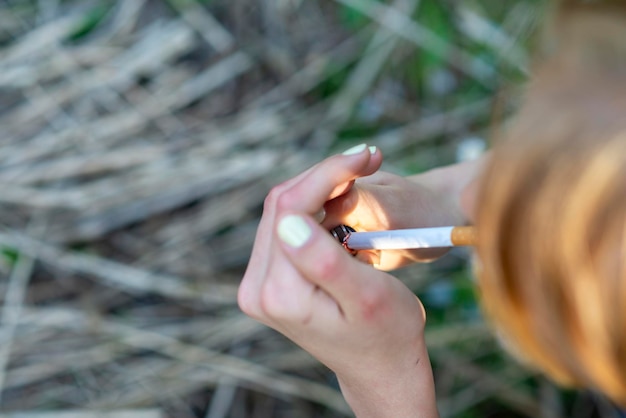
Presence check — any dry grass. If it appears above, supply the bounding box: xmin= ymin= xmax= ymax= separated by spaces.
xmin=0 ymin=1 xmax=616 ymax=417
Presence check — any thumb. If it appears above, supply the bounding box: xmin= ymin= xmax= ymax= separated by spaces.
xmin=276 ymin=213 xmax=390 ymax=321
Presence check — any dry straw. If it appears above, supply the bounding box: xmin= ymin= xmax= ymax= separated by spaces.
xmin=0 ymin=0 xmax=563 ymax=417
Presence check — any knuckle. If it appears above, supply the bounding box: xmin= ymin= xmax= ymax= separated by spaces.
xmin=258 ymin=279 xmax=312 ymax=326
xmin=358 ymin=283 xmax=390 ymax=321
xmin=237 ymin=291 xmax=258 ymax=319
xmin=264 ymin=183 xmax=300 ymax=213
xmin=259 ymin=281 xmax=291 ymax=321
xmin=264 ymin=184 xmax=286 ymax=211
xmin=237 ymin=280 xmax=261 ymax=319
xmin=312 ymin=249 xmax=343 ymax=283
xmin=275 ymin=191 xmax=298 ymax=213
xmin=259 ymin=284 xmax=278 ymax=318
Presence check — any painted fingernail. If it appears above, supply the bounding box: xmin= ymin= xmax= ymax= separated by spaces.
xmin=368 ymin=145 xmax=377 ymax=154
xmin=278 ymin=215 xmax=312 ymax=248
xmin=342 ymin=143 xmax=367 ymax=155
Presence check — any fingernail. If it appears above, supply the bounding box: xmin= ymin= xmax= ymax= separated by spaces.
xmin=357 ymin=250 xmax=381 ymax=268
xmin=342 ymin=143 xmax=367 ymax=155
xmin=278 ymin=215 xmax=312 ymax=248
xmin=313 ymin=208 xmax=326 ymax=223
xmin=368 ymin=145 xmax=377 ymax=154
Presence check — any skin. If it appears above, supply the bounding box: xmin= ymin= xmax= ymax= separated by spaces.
xmin=322 ymin=156 xmax=485 ymax=269
xmin=238 ymin=146 xmax=486 ymax=417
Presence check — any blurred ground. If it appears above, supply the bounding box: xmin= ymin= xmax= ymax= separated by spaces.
xmin=0 ymin=1 xmax=618 ymax=417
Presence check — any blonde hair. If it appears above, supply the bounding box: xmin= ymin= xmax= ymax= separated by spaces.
xmin=475 ymin=0 xmax=626 ymax=406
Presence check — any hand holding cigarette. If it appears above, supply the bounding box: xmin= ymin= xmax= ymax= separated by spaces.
xmin=331 ymin=224 xmax=477 ymax=252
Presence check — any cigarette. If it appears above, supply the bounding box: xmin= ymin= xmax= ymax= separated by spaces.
xmin=332 ymin=225 xmax=476 ymax=251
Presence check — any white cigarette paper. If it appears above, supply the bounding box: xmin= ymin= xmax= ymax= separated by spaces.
xmin=346 ymin=226 xmax=455 ymax=250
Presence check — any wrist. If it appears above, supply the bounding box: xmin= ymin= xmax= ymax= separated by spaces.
xmin=336 ymin=343 xmax=439 ymax=418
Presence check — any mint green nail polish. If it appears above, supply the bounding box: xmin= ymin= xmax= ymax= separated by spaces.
xmin=368 ymin=146 xmax=377 ymax=154
xmin=278 ymin=215 xmax=312 ymax=248
xmin=342 ymin=143 xmax=367 ymax=155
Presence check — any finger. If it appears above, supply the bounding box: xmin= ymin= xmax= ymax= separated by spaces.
xmin=355 ymin=249 xmax=381 ymax=267
xmin=321 ymin=171 xmax=400 ymax=230
xmin=321 ymin=186 xmax=389 ymax=232
xmin=326 ymin=179 xmax=354 ymax=202
xmin=276 ymin=213 xmax=390 ymax=320
xmin=240 ymin=154 xmax=340 ymax=315
xmin=239 ymin=145 xmax=380 ymax=317
xmin=271 ymin=145 xmax=380 ymax=228
xmin=326 ymin=146 xmax=382 ymax=201
xmin=321 ymin=187 xmax=360 ymax=230
xmin=239 ymin=171 xmax=315 ymax=317
xmin=274 ymin=145 xmax=381 ymax=216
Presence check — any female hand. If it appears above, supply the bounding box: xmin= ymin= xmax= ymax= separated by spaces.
xmin=238 ymin=145 xmax=439 ymax=418
xmin=321 ymin=168 xmax=468 ymax=271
